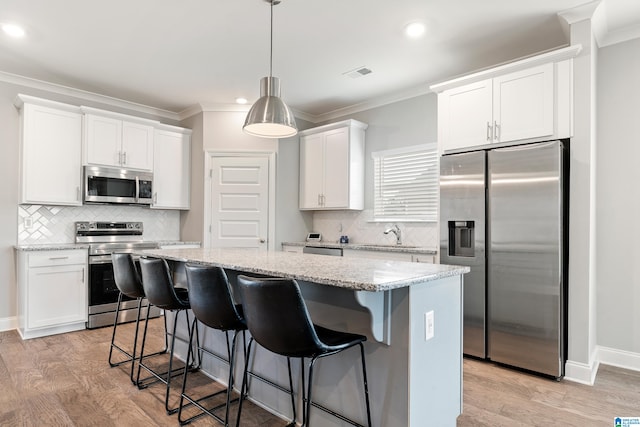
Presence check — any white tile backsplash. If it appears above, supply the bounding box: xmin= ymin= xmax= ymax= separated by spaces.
xmin=311 ymin=210 xmax=438 ymax=249
xmin=18 ymin=204 xmax=180 ymax=244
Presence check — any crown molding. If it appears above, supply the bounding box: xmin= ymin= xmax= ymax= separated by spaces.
xmin=0 ymin=70 xmax=182 ymax=121
xmin=429 ymin=44 xmax=582 ymax=93
xmin=306 ymin=84 xmax=431 ymax=124
xmin=558 ymin=0 xmax=602 ymax=25
xmin=598 ymin=22 xmax=640 ymax=47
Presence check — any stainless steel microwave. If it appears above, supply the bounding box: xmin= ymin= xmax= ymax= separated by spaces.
xmin=84 ymin=166 xmax=153 ymax=205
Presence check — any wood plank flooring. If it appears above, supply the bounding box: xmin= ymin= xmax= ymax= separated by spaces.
xmin=1 ymin=320 xmax=639 ymax=426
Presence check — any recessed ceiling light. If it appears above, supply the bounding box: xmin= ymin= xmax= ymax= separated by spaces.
xmin=236 ymin=97 xmax=248 ymax=105
xmin=404 ymin=22 xmax=426 ymax=39
xmin=2 ymin=23 xmax=26 ymax=38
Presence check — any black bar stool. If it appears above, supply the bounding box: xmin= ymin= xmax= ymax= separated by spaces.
xmin=137 ymin=256 xmax=198 ymax=415
xmin=177 ymin=264 xmax=248 ymax=426
xmin=236 ymin=275 xmax=373 ymax=427
xmin=109 ymin=253 xmax=167 ymax=384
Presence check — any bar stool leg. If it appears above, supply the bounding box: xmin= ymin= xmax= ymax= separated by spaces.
xmin=235 ymin=337 xmax=254 ymax=427
xmin=286 ymin=357 xmax=296 ymax=426
xmin=108 ymin=292 xmax=128 ymax=367
xmin=359 ymin=343 xmax=372 ymax=427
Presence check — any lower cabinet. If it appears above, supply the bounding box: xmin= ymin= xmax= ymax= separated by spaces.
xmin=281 ymin=244 xmax=304 ymax=254
xmin=17 ymin=249 xmax=88 ymax=339
xmin=343 ymin=248 xmax=434 ymax=263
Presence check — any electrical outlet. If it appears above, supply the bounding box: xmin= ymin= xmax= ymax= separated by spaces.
xmin=24 ymin=216 xmax=33 ymax=229
xmin=425 ymin=311 xmax=434 ymax=341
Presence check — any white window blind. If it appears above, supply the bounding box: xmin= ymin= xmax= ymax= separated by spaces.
xmin=372 ymin=144 xmax=439 ymax=222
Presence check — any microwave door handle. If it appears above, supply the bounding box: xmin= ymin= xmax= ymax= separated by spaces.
xmin=135 ymin=176 xmax=140 ymax=203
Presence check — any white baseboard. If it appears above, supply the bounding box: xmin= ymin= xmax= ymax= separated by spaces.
xmin=565 ymin=346 xmax=640 ymax=385
xmin=598 ymin=346 xmax=640 ymax=372
xmin=0 ymin=316 xmax=17 ymax=332
xmin=564 ymin=358 xmax=599 ymax=385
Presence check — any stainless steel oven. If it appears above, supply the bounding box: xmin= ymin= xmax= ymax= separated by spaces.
xmin=76 ymin=221 xmax=162 ymax=329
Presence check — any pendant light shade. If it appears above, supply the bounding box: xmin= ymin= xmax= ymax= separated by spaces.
xmin=243 ymin=76 xmax=297 ymax=138
xmin=243 ymin=0 xmax=297 ymax=138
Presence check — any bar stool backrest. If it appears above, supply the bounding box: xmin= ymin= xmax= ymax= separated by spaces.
xmin=185 ymin=264 xmax=246 ymax=331
xmin=139 ymin=257 xmax=189 ymax=310
xmin=237 ymin=275 xmax=325 ymax=358
xmin=111 ymin=253 xmax=145 ymax=299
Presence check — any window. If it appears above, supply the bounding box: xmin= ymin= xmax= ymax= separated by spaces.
xmin=372 ymin=143 xmax=439 ymax=222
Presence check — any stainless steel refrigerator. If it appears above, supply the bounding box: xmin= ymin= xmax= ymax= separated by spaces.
xmin=440 ymin=140 xmax=567 ymax=378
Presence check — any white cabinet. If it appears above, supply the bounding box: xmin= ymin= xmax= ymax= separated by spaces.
xmin=343 ymin=249 xmax=412 ymax=262
xmin=16 ymin=249 xmax=88 ymax=339
xmin=83 ymin=111 xmax=155 ymax=171
xmin=299 ymin=120 xmax=367 ymax=210
xmin=282 ymin=244 xmax=304 ymax=253
xmin=439 ymin=63 xmax=555 ymax=152
xmin=16 ymin=96 xmax=83 ymax=206
xmin=152 ymin=126 xmax=192 ymax=210
xmin=432 ymin=46 xmax=580 ymax=153
xmin=342 ymin=248 xmax=434 ymax=263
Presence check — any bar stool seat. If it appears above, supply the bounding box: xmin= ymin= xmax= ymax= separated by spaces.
xmin=109 ymin=253 xmax=167 ymax=384
xmin=177 ymin=264 xmax=248 ymax=426
xmin=236 ymin=275 xmax=372 ymax=427
xmin=137 ymin=256 xmax=197 ymax=415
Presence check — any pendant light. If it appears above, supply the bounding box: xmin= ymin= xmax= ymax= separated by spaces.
xmin=243 ymin=0 xmax=298 ymax=138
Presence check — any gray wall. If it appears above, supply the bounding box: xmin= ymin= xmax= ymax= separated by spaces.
xmin=328 ymin=94 xmax=438 ymax=211
xmin=0 ymin=83 xmax=20 ymax=327
xmin=596 ymin=37 xmax=640 ymax=354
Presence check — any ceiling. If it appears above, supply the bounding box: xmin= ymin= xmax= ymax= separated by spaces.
xmin=0 ymin=0 xmax=639 ymax=122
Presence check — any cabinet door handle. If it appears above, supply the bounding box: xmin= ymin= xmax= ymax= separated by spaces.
xmin=494 ymin=121 xmax=500 ymax=141
xmin=48 ymin=256 xmax=69 ymax=260
xmin=117 ymin=151 xmax=122 ymax=165
xmin=76 ymin=186 xmax=81 ymax=202
xmin=122 ymin=152 xmax=127 ymax=165
xmin=486 ymin=122 xmax=492 ymax=141
xmin=153 ymin=192 xmax=157 ymax=204
xmin=82 ymin=267 xmax=85 ymax=284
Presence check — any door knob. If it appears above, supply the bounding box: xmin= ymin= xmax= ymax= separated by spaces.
xmin=259 ymin=238 xmax=266 ymax=243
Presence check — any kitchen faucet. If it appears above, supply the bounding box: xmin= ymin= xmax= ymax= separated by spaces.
xmin=384 ymin=224 xmax=402 ymax=245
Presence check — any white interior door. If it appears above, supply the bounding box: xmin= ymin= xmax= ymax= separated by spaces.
xmin=210 ymin=156 xmax=269 ymax=250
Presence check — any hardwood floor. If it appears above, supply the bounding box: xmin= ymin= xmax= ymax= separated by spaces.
xmin=1 ymin=320 xmax=639 ymax=426
xmin=458 ymin=358 xmax=640 ymax=426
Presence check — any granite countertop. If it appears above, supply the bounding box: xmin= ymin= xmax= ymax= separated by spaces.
xmin=155 ymin=241 xmax=201 ymax=247
xmin=15 ymin=243 xmax=91 ymax=251
xmin=281 ymin=241 xmax=437 ymax=255
xmin=15 ymin=241 xmax=200 ymax=252
xmin=139 ymin=248 xmax=467 ymax=292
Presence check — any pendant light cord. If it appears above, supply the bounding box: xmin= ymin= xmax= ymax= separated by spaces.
xmin=269 ymin=0 xmax=273 ymax=78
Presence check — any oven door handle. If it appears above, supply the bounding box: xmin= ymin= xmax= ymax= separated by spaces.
xmin=89 ymin=254 xmax=142 ymax=264
xmin=89 ymin=255 xmax=113 ymax=264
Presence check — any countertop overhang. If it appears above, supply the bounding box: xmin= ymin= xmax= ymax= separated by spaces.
xmin=139 ymin=248 xmax=468 ymax=292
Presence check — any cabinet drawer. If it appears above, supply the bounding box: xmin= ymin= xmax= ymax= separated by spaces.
xmin=28 ymin=250 xmax=87 ymax=267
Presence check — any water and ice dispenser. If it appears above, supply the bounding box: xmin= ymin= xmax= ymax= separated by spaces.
xmin=448 ymin=221 xmax=475 ymax=257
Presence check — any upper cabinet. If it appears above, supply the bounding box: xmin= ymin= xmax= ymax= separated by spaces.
xmin=15 ymin=95 xmax=192 ymax=209
xmin=16 ymin=95 xmax=83 ymax=206
xmin=83 ymin=109 xmax=155 ymax=171
xmin=431 ymin=45 xmax=580 ymax=153
xmin=299 ymin=119 xmax=367 ymax=210
xmin=151 ymin=126 xmax=191 ymax=210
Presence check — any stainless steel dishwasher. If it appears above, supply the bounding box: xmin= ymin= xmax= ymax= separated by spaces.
xmin=302 ymin=246 xmax=343 ymax=256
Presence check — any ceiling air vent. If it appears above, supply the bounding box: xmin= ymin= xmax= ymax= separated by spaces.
xmin=343 ymin=66 xmax=373 ymax=79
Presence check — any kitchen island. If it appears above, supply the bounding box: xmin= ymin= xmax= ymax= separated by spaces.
xmin=141 ymin=248 xmax=469 ymax=427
